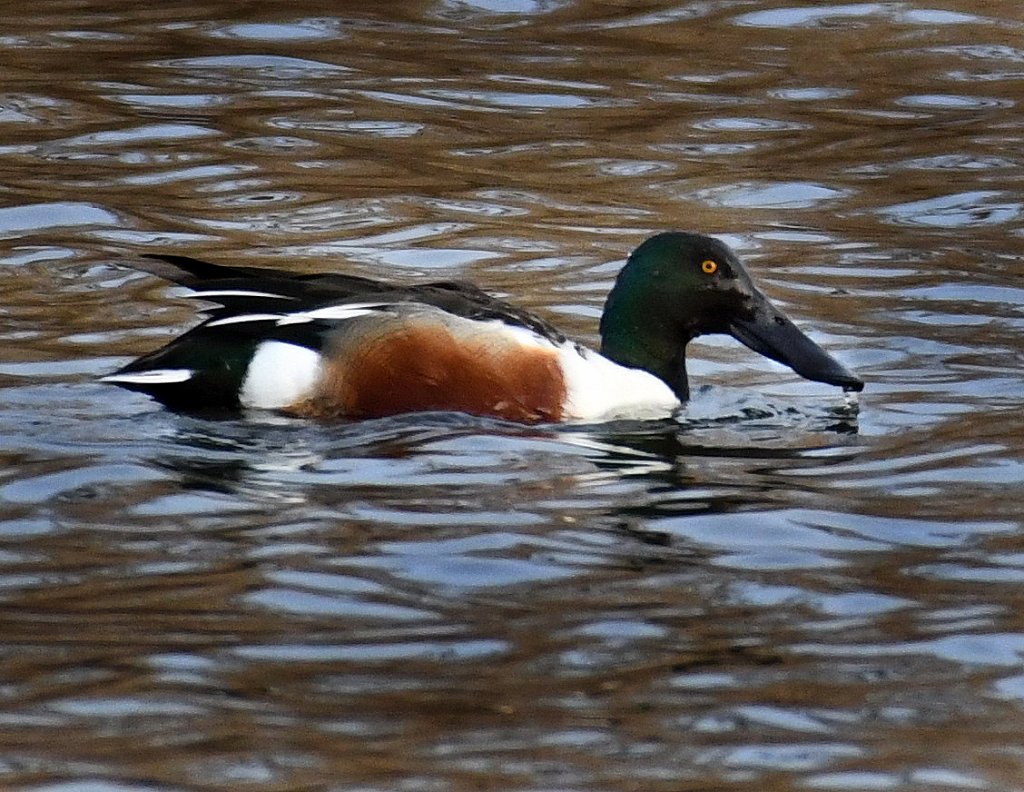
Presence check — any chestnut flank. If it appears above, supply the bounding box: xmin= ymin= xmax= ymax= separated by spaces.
xmin=287 ymin=322 xmax=567 ymax=423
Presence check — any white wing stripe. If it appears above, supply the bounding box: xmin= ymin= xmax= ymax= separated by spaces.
xmin=100 ymin=369 xmax=193 ymax=385
xmin=198 ymin=302 xmax=392 ymax=329
xmin=189 ymin=289 xmax=295 ymax=300
xmin=205 ymin=313 xmax=283 ymax=328
xmin=275 ymin=303 xmax=390 ymax=326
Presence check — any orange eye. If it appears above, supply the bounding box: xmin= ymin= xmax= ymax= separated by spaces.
xmin=701 ymin=259 xmax=718 ymax=275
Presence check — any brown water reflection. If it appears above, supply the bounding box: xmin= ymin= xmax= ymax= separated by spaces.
xmin=2 ymin=1 xmax=1024 ymax=790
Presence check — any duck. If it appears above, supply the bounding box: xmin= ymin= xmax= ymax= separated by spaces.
xmin=101 ymin=232 xmax=863 ymax=423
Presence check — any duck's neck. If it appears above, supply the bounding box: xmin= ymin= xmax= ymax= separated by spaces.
xmin=599 ymin=287 xmax=691 ymax=402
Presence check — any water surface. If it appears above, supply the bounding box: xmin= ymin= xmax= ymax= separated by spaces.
xmin=1 ymin=2 xmax=1023 ymax=790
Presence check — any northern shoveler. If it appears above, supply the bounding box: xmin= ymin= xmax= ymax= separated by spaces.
xmin=102 ymin=232 xmax=863 ymax=423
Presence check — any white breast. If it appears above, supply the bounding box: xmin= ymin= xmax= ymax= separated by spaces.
xmin=448 ymin=318 xmax=681 ymax=421
xmin=556 ymin=344 xmax=680 ymax=421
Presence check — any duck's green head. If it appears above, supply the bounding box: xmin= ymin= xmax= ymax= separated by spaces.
xmin=600 ymin=232 xmax=863 ymax=401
